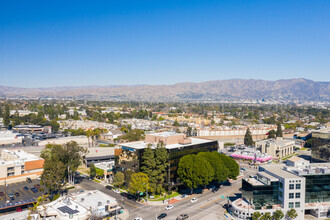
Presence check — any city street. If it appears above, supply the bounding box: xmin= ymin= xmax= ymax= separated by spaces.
xmin=74 ymin=166 xmax=257 ymax=220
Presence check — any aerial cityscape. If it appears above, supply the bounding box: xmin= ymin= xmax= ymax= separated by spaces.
xmin=0 ymin=0 xmax=329 ymax=220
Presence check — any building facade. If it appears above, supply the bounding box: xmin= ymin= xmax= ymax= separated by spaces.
xmin=311 ymin=129 xmax=330 ymax=163
xmin=0 ymin=149 xmax=44 ymax=184
xmin=115 ymin=132 xmax=218 ymax=185
xmin=256 ymin=138 xmax=295 ymax=158
xmin=232 ymin=161 xmax=330 ymax=219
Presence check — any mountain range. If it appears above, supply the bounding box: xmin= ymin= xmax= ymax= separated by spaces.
xmin=0 ymin=78 xmax=329 ymax=102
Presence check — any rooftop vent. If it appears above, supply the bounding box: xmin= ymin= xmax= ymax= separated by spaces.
xmin=81 ymin=198 xmax=84 ymax=202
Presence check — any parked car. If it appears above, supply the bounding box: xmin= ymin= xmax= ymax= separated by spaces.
xmin=30 ymin=187 xmax=38 ymax=193
xmin=0 ymin=192 xmax=4 ymax=196
xmin=134 ymin=218 xmax=143 ymax=220
xmin=26 ymin=177 xmax=32 ymax=183
xmin=16 ymin=207 xmax=22 ymax=212
xmin=176 ymin=214 xmax=189 ymax=220
xmin=105 ymin=185 xmax=112 ymax=190
xmin=36 ymin=176 xmax=41 ymax=181
xmin=35 ymin=184 xmax=40 ymax=189
xmin=15 ymin=192 xmax=20 ymax=197
xmin=158 ymin=213 xmax=167 ymax=219
xmin=165 ymin=204 xmax=174 ymax=210
xmin=23 ymin=186 xmax=29 ymax=191
xmin=190 ymin=198 xmax=198 ymax=203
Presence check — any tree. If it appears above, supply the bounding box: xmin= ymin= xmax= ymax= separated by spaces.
xmin=3 ymin=104 xmax=10 ymax=128
xmin=124 ymin=170 xmax=134 ymax=189
xmin=267 ymin=130 xmax=276 ymax=139
xmin=50 ymin=120 xmax=60 ymax=132
xmin=154 ymin=144 xmax=169 ymax=194
xmin=40 ymin=141 xmax=87 ymax=192
xmin=244 ymin=128 xmax=254 ymax=146
xmin=198 ymin=152 xmax=229 ymax=183
xmin=272 ymin=210 xmax=284 ymax=220
xmin=217 ymin=153 xmax=239 ymax=180
xmin=173 ymin=120 xmax=180 ymax=126
xmin=113 ymin=172 xmax=125 ymax=188
xmin=276 ymin=123 xmax=283 ymax=137
xmin=140 ymin=146 xmax=157 ymax=193
xmin=90 ymin=164 xmax=96 ymax=179
xmin=285 ymin=209 xmax=298 ymax=220
xmin=128 ymin=172 xmax=149 ymax=195
xmin=187 ymin=127 xmax=192 ymax=137
xmin=252 ymin=211 xmax=262 ymax=220
xmin=260 ymin=212 xmax=272 ymax=220
xmin=177 ymin=154 xmax=214 ymax=193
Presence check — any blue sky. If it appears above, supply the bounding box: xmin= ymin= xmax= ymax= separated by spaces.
xmin=1 ymin=0 xmax=329 ymax=87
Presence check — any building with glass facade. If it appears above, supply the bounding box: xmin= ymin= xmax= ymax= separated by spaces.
xmin=311 ymin=129 xmax=330 ymax=163
xmin=115 ymin=132 xmax=218 ymax=187
xmin=232 ymin=160 xmax=330 ymax=219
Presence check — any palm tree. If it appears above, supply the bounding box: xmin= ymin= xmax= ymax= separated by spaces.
xmin=86 ymin=129 xmax=92 ymax=147
xmin=273 ymin=210 xmax=284 ymax=220
xmin=285 ymin=209 xmax=298 ymax=220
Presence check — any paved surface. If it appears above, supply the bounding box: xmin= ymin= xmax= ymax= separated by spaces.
xmin=74 ymin=165 xmax=257 ymax=220
xmin=0 ymin=179 xmax=46 ymax=205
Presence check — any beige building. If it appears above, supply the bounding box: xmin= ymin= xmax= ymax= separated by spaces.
xmin=256 ymin=138 xmax=295 ymax=158
xmin=0 ymin=149 xmax=44 ymax=184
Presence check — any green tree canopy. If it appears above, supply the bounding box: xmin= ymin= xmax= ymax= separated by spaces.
xmin=140 ymin=146 xmax=157 ymax=193
xmin=285 ymin=209 xmax=298 ymax=220
xmin=113 ymin=172 xmax=125 ymax=188
xmin=198 ymin=152 xmax=229 ymax=183
xmin=260 ymin=212 xmax=272 ymax=220
xmin=251 ymin=211 xmax=262 ymax=220
xmin=244 ymin=128 xmax=254 ymax=146
xmin=267 ymin=130 xmax=276 ymax=139
xmin=276 ymin=123 xmax=283 ymax=137
xmin=217 ymin=153 xmax=239 ymax=180
xmin=272 ymin=210 xmax=284 ymax=220
xmin=90 ymin=164 xmax=96 ymax=179
xmin=128 ymin=172 xmax=149 ymax=195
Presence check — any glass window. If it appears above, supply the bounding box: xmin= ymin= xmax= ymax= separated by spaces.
xmin=289 ymin=184 xmax=294 ymax=190
xmin=7 ymin=167 xmax=14 ymax=172
xmin=295 ymin=202 xmax=300 ymax=208
xmin=296 ymin=184 xmax=301 ymax=189
xmin=289 ymin=193 xmax=294 ymax=199
xmin=296 ymin=193 xmax=300 ymax=198
xmin=289 ymin=202 xmax=294 ymax=208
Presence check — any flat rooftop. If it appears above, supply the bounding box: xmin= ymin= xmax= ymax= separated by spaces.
xmin=0 ymin=149 xmax=40 ymax=165
xmin=261 ymin=164 xmax=303 ymax=179
xmin=244 ymin=177 xmax=265 ymax=186
xmin=120 ymin=137 xmax=215 ymax=150
xmin=258 ymin=171 xmax=279 ymax=182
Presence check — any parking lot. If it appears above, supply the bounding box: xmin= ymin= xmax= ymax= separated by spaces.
xmin=0 ymin=178 xmax=47 ymax=205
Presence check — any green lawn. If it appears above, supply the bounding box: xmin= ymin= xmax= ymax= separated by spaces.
xmin=148 ymin=192 xmax=180 ymax=201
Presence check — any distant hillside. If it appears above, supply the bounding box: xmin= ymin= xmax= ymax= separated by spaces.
xmin=0 ymin=78 xmax=329 ymax=102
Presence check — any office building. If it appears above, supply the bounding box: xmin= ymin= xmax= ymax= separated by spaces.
xmin=116 ymin=132 xmax=218 ymax=184
xmin=311 ymin=129 xmax=330 ymax=162
xmin=231 ymin=159 xmax=330 ymax=219
xmin=256 ymin=138 xmax=295 ymax=158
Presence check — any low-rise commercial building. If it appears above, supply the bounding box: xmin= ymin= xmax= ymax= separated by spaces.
xmin=0 ymin=149 xmax=44 ymax=184
xmin=256 ymin=138 xmax=295 ymax=158
xmin=38 ymin=190 xmax=121 ymax=220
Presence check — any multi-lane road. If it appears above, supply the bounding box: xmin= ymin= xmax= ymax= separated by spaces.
xmin=74 ymin=165 xmax=256 ymax=220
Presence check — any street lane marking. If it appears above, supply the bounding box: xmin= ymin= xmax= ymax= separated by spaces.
xmin=124 ymin=200 xmax=138 ymax=208
xmin=199 ymin=186 xmax=240 ymax=209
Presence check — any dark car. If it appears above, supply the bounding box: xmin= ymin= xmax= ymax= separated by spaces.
xmin=35 ymin=184 xmax=40 ymax=189
xmin=30 ymin=187 xmax=38 ymax=193
xmin=23 ymin=186 xmax=29 ymax=191
xmin=120 ymin=192 xmax=128 ymax=197
xmin=26 ymin=177 xmax=32 ymax=183
xmin=0 ymin=192 xmax=4 ymax=196
xmin=158 ymin=213 xmax=167 ymax=219
xmin=105 ymin=185 xmax=112 ymax=190
xmin=176 ymin=214 xmax=189 ymax=220
xmin=127 ymin=194 xmax=136 ymax=200
xmin=15 ymin=192 xmax=20 ymax=197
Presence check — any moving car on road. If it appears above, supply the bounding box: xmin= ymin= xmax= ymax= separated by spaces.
xmin=158 ymin=213 xmax=167 ymax=219
xmin=176 ymin=214 xmax=189 ymax=220
xmin=165 ymin=204 xmax=174 ymax=210
xmin=190 ymin=198 xmax=198 ymax=203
